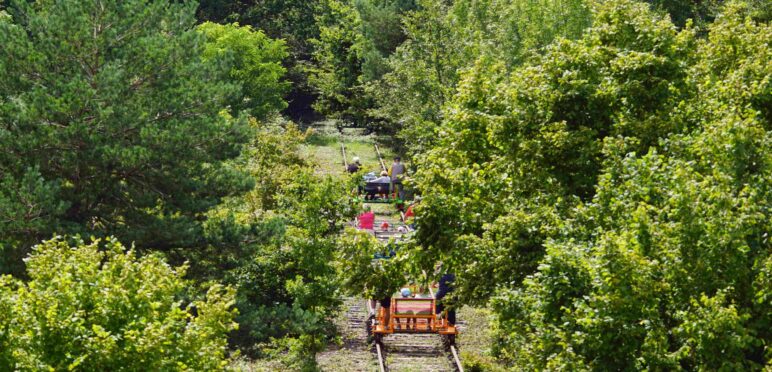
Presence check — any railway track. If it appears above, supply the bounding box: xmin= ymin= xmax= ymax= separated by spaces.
xmin=317 ymin=298 xmax=377 ymax=371
xmin=339 ymin=142 xmax=461 ymax=371
xmin=375 ymin=332 xmax=463 ymax=372
xmin=368 ymin=302 xmax=463 ymax=372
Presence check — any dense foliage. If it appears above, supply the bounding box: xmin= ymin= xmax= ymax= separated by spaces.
xmin=191 ymin=121 xmax=358 ymax=366
xmin=196 ymin=0 xmax=327 ymax=122
xmin=0 ymin=0 xmax=259 ymax=274
xmin=198 ymin=22 xmax=290 ymax=119
xmin=2 ymin=0 xmax=770 ymax=369
xmin=373 ymin=0 xmax=593 ymax=153
xmin=336 ymin=228 xmax=404 ymax=300
xmin=401 ymin=0 xmax=770 ymax=368
xmin=308 ymin=0 xmax=417 ymax=127
xmin=0 ymin=238 xmax=236 ymax=371
xmin=1 ymin=0 xmax=348 ymax=368
xmin=497 ymin=5 xmax=770 ymax=368
xmin=197 ymin=0 xmax=321 ymax=58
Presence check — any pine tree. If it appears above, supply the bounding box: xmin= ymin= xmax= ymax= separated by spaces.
xmin=0 ymin=0 xmax=252 ymax=273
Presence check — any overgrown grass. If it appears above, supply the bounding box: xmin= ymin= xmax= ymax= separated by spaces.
xmin=230 ymin=356 xmax=284 ymax=372
xmin=458 ymin=306 xmax=507 ymax=371
xmin=301 ymin=120 xmax=395 ymax=176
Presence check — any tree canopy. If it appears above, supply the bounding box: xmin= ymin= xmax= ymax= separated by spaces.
xmin=0 ymin=0 xmax=769 ymax=369
xmin=0 ymin=0 xmax=260 ymax=275
xmin=198 ymin=22 xmax=290 ymax=120
xmin=400 ymin=0 xmax=771 ymax=368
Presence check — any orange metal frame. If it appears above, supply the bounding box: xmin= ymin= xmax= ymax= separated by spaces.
xmin=373 ymin=298 xmax=458 ymax=335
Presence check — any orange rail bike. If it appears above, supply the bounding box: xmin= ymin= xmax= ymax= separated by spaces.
xmin=370 ymin=297 xmax=458 ymax=347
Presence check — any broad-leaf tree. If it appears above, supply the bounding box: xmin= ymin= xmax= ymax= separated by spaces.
xmin=198 ymin=22 xmax=290 ymax=120
xmin=0 ymin=237 xmax=237 ymax=370
xmin=397 ymin=0 xmax=770 ymax=368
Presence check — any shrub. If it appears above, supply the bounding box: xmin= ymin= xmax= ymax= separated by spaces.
xmin=0 ymin=237 xmax=237 ymax=371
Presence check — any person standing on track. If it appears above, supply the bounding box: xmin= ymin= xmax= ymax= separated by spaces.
xmin=435 ymin=272 xmax=456 ymax=325
xmin=388 ymin=156 xmax=406 ymax=199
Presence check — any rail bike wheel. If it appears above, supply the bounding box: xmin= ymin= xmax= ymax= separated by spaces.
xmin=442 ymin=334 xmax=456 ymax=350
xmin=366 ymin=314 xmax=375 ymax=343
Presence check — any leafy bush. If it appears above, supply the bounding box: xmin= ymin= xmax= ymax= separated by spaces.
xmin=198 ymin=22 xmax=290 ymax=119
xmin=488 ymin=2 xmax=771 ymax=369
xmin=389 ymin=0 xmax=770 ymax=368
xmin=308 ymin=0 xmax=417 ymax=127
xmin=0 ymin=237 xmax=237 ymax=371
xmin=336 ymin=228 xmax=404 ymax=300
xmin=191 ymin=121 xmax=358 ymax=360
xmin=0 ymin=168 xmax=67 ymax=274
xmin=373 ymin=0 xmax=592 ymax=155
xmin=409 ymin=0 xmax=695 ymax=306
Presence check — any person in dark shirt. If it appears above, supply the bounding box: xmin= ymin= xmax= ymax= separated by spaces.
xmin=347 ymin=156 xmax=361 ymax=173
xmin=435 ymin=273 xmax=456 ymax=325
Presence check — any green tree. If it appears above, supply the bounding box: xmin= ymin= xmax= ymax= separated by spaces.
xmin=354 ymin=0 xmax=417 ymax=82
xmin=373 ymin=0 xmax=592 ymax=156
xmin=0 ymin=169 xmax=67 ymax=274
xmin=336 ymin=228 xmax=405 ymax=300
xmin=198 ymin=22 xmax=290 ymax=120
xmin=475 ymin=1 xmax=769 ymax=368
xmin=410 ymin=0 xmax=695 ymax=305
xmin=308 ymin=0 xmax=365 ymax=123
xmin=0 ymin=0 xmax=252 ymax=273
xmin=0 ymin=237 xmax=237 ymax=371
xmin=197 ymin=0 xmax=323 ymax=59
xmin=308 ymin=0 xmax=416 ymax=126
xmin=646 ymin=0 xmax=723 ymax=27
xmin=189 ymin=121 xmax=358 ymax=363
xmin=196 ymin=0 xmax=328 ymax=122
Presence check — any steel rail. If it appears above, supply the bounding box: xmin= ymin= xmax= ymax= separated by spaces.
xmin=376 ymin=342 xmax=387 ymax=372
xmin=374 ymin=144 xmax=387 ymax=172
xmin=374 ymin=337 xmax=463 ymax=372
xmin=450 ymin=344 xmax=464 ymax=372
xmin=341 ymin=143 xmax=348 ymax=167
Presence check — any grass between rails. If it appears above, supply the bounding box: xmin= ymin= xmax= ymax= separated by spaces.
xmin=301 ymin=119 xmax=395 ymax=177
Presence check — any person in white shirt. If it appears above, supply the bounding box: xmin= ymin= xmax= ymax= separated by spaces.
xmin=372 ymin=170 xmax=390 ymax=183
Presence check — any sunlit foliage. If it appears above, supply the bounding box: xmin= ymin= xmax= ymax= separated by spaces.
xmin=0 ymin=238 xmax=236 ymax=370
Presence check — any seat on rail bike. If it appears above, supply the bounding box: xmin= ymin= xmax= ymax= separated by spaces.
xmin=363 ymin=181 xmax=391 ymax=200
xmin=371 ymin=297 xmax=458 ymax=342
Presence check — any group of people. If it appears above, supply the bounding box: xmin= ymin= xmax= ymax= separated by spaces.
xmin=351 ymin=154 xmax=455 ymax=327
xmin=356 ymin=198 xmax=419 ymax=231
xmin=347 ymin=156 xmax=406 ymax=200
